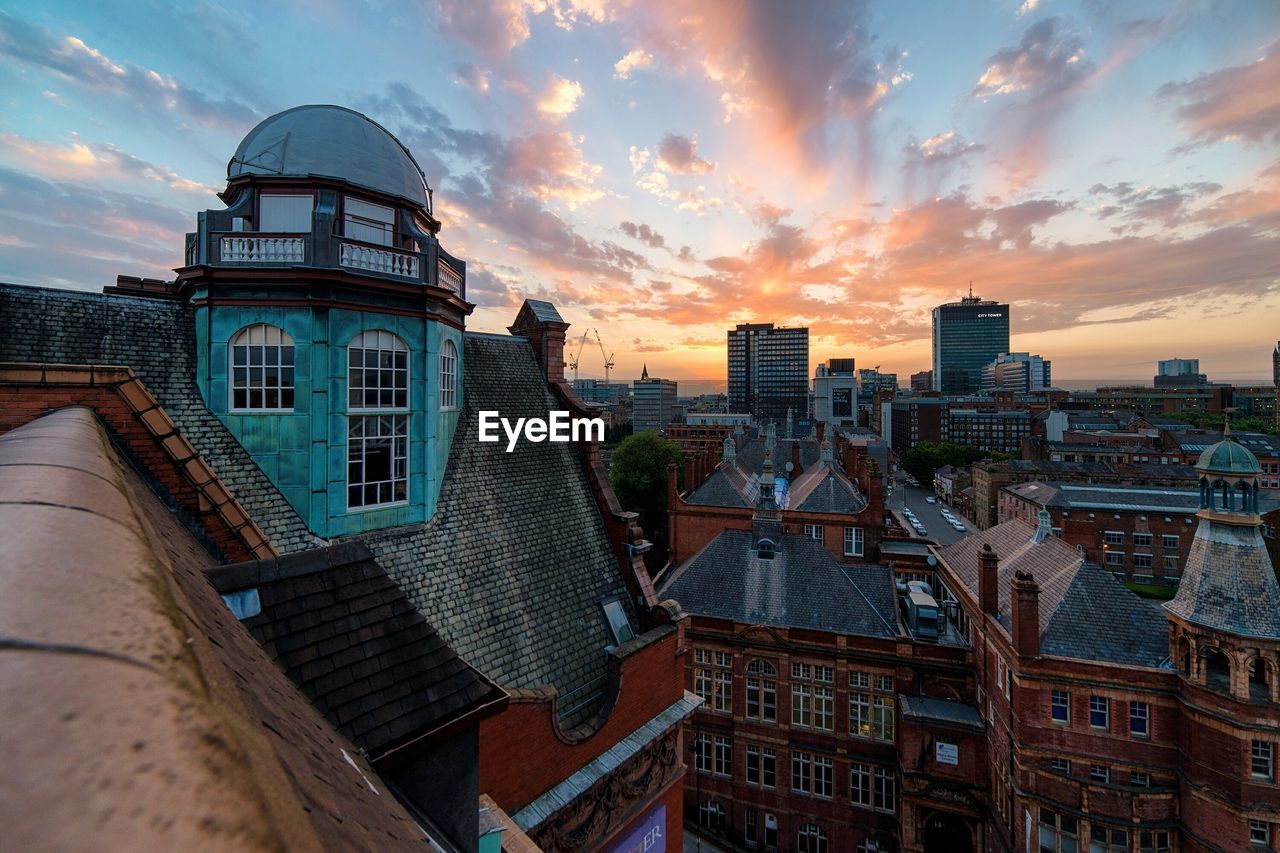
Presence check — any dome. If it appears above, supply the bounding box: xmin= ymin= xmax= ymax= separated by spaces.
xmin=1196 ymin=433 xmax=1260 ymax=477
xmin=228 ymin=105 xmax=429 ymax=208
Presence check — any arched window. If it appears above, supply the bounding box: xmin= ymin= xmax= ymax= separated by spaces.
xmin=440 ymin=339 xmax=458 ymax=410
xmin=797 ymin=823 xmax=828 ymax=853
xmin=746 ymin=658 xmax=778 ymax=722
xmin=230 ymin=323 xmax=294 ymax=410
xmin=347 ymin=331 xmax=409 ymax=509
xmin=757 ymin=539 xmax=776 ymax=560
xmin=1248 ymin=657 xmax=1273 ymax=703
xmin=1203 ymin=647 xmax=1231 ymax=693
xmin=747 ymin=659 xmax=777 ymax=676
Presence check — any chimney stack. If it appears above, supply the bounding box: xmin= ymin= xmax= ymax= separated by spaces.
xmin=791 ymin=441 xmax=802 ymax=479
xmin=1011 ymin=569 xmax=1041 ymax=657
xmin=979 ymin=544 xmax=1000 ymax=616
xmin=508 ymin=299 xmax=569 ymax=385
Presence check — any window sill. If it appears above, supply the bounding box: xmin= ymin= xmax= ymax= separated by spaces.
xmin=346 ymin=499 xmax=410 ymax=514
xmin=229 ymin=408 xmax=296 ymax=415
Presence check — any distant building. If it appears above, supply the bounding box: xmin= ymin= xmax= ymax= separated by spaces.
xmin=727 ymin=323 xmax=809 ymax=421
xmin=932 ymin=290 xmax=1010 ymax=395
xmin=666 ymin=413 xmax=753 ymax=453
xmin=980 ymin=352 xmax=1051 ymax=394
xmin=945 ymin=407 xmax=1031 ymax=453
xmin=857 ymin=368 xmax=899 ymax=407
xmin=813 ymin=358 xmax=857 ymax=425
xmin=572 ymin=377 xmax=630 ymax=405
xmin=889 ymin=398 xmax=947 ymax=455
xmin=1155 ymin=357 xmax=1208 ymax=388
xmin=910 ymin=370 xmax=933 ymax=392
xmin=633 ymin=364 xmax=679 ymax=432
xmin=1273 ymin=342 xmax=1279 ymax=387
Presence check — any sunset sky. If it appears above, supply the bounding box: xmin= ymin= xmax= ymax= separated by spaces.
xmin=2 ymin=1 xmax=1279 ymax=386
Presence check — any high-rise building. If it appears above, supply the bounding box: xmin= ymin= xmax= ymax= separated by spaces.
xmin=910 ymin=370 xmax=933 ymax=392
xmin=1155 ymin=357 xmax=1207 ymax=388
xmin=981 ymin=352 xmax=1051 ymax=393
xmin=813 ymin=358 xmax=857 ymax=425
xmin=727 ymin=323 xmax=809 ymax=422
xmin=857 ymin=368 xmax=898 ymax=407
xmin=632 ymin=364 xmax=679 ymax=432
xmin=1271 ymin=342 xmax=1279 ymax=386
xmin=932 ymin=290 xmax=1010 ymax=395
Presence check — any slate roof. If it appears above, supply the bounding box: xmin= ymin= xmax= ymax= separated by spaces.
xmin=658 ymin=530 xmax=898 ymax=638
xmin=789 ymin=463 xmax=867 ymax=514
xmin=0 ymin=283 xmax=316 ymax=553
xmin=685 ymin=466 xmax=751 ymax=507
xmin=686 ymin=437 xmax=850 ymax=510
xmin=899 ymin=695 xmax=983 ymax=730
xmin=356 ymin=332 xmax=636 ymax=710
xmin=522 ymin=299 xmax=564 ymax=324
xmin=936 ymin=519 xmax=1168 ymax=666
xmin=207 ymin=541 xmax=505 ymax=760
xmin=0 ymin=408 xmax=434 ymax=850
xmin=1166 ymin=519 xmax=1280 ymax=639
xmin=1005 ymin=481 xmax=1201 ymax=514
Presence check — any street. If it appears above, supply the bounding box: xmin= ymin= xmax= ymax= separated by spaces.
xmin=887 ymin=473 xmax=976 ymax=546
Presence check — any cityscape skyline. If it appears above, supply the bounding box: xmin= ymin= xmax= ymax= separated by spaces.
xmin=1 ymin=2 xmax=1279 ymax=383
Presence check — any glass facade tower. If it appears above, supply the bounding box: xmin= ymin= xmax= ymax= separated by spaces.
xmin=931 ymin=295 xmax=1010 ymax=395
xmin=727 ymin=323 xmax=809 ymax=422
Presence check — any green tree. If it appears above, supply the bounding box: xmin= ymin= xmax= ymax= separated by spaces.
xmin=901 ymin=441 xmax=1003 ymax=485
xmin=609 ymin=430 xmax=683 ymax=571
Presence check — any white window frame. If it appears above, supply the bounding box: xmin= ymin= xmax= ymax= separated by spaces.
xmin=347 ymin=330 xmax=410 ymax=511
xmin=343 ymin=196 xmax=396 ymax=246
xmin=1129 ymin=700 xmax=1149 ymax=738
xmin=439 ymin=338 xmax=458 ymax=410
xmin=230 ymin=323 xmax=296 ymax=412
xmin=844 ymin=526 xmax=864 ymax=556
xmin=1252 ymin=740 xmax=1274 ymax=781
xmin=1090 ymin=695 xmax=1109 ymax=730
xmin=803 ymin=523 xmax=824 ymax=543
xmin=1051 ymin=690 xmax=1070 ymax=724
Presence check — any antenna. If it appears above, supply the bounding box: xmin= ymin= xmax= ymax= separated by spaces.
xmin=968 ymin=279 xmax=973 ymax=299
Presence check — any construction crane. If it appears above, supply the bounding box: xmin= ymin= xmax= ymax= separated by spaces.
xmin=594 ymin=328 xmax=615 ymax=384
xmin=568 ymin=330 xmax=590 ymax=383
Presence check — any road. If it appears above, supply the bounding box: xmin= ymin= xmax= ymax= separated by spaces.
xmin=887 ymin=473 xmax=976 ymax=546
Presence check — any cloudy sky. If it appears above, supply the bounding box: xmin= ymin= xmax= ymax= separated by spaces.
xmin=2 ymin=1 xmax=1279 ymax=385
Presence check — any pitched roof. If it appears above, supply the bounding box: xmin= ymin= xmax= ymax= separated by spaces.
xmin=0 ymin=283 xmax=316 ymax=553
xmin=207 ymin=541 xmax=505 ymax=760
xmin=358 ymin=333 xmax=637 ymax=710
xmin=0 ymin=408 xmax=432 ymax=850
xmin=789 ymin=463 xmax=867 ymax=514
xmin=1165 ymin=519 xmax=1280 ymax=639
xmin=936 ymin=519 xmax=1168 ymax=666
xmin=658 ymin=530 xmax=898 ymax=638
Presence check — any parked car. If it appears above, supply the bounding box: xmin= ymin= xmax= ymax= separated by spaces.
xmin=925 ymin=496 xmax=937 ymax=504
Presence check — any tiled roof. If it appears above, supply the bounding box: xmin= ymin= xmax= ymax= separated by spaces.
xmin=0 ymin=283 xmax=317 ymax=553
xmin=789 ymin=464 xmax=867 ymax=514
xmin=658 ymin=530 xmax=898 ymax=638
xmin=1166 ymin=519 xmax=1280 ymax=639
xmin=685 ymin=437 xmax=830 ymax=509
xmin=522 ymin=299 xmax=564 ymax=324
xmin=936 ymin=519 xmax=1168 ymax=666
xmin=685 ymin=466 xmax=750 ymax=507
xmin=207 ymin=541 xmax=505 ymax=760
xmin=1005 ymin=481 xmax=1201 ymax=514
xmin=0 ymin=408 xmax=431 ymax=850
xmin=900 ymin=695 xmax=983 ymax=730
xmin=358 ymin=332 xmax=636 ymax=707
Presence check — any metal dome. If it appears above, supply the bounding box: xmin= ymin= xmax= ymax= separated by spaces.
xmin=1195 ymin=432 xmax=1261 ymax=477
xmin=228 ymin=105 xmax=429 ymax=208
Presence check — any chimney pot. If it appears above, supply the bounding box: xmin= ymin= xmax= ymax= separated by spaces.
xmin=1011 ymin=569 xmax=1041 ymax=657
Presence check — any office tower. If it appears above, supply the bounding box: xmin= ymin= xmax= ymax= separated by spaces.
xmin=981 ymin=352 xmax=1052 ymax=394
xmin=632 ymin=364 xmax=679 ymax=432
xmin=727 ymin=323 xmax=809 ymax=421
xmin=932 ymin=290 xmax=1010 ymax=395
xmin=910 ymin=370 xmax=933 ymax=392
xmin=813 ymin=358 xmax=857 ymax=424
xmin=857 ymin=368 xmax=898 ymax=407
xmin=1155 ymin=358 xmax=1207 ymax=388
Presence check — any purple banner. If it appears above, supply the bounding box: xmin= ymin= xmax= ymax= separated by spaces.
xmin=607 ymin=804 xmax=666 ymax=853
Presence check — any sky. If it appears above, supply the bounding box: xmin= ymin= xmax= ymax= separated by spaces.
xmin=1 ymin=1 xmax=1279 ymax=387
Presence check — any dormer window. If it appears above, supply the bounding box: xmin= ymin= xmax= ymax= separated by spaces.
xmin=757 ymin=539 xmax=776 ymax=560
xmin=259 ymin=194 xmax=313 ymax=233
xmin=344 ymin=197 xmax=395 ymax=246
xmin=601 ymin=597 xmax=634 ymax=646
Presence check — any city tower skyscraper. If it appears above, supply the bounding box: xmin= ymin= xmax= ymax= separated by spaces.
xmin=931 ymin=289 xmax=1010 ymax=395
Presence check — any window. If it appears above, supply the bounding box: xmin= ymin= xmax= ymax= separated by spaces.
xmin=873 ymin=695 xmax=895 ymax=742
xmin=693 ymin=736 xmax=712 ymax=773
xmin=746 ymin=660 xmax=778 ymax=723
xmin=1091 ymin=826 xmax=1129 ymax=853
xmin=230 ymin=324 xmax=295 ymax=411
xmin=875 ymin=674 xmax=894 ymax=692
xmin=349 ymin=330 xmax=408 ymax=410
xmin=757 ymin=539 xmax=776 ymax=559
xmin=1039 ymin=809 xmax=1078 ymax=853
xmin=259 ymin=193 xmax=312 ymax=232
xmin=348 ymin=415 xmax=408 ymax=508
xmin=439 ymin=339 xmax=457 ymax=410
xmin=851 ymin=692 xmax=871 ymax=738
xmin=1104 ymin=530 xmax=1124 ymax=545
xmin=803 ymin=524 xmax=824 ymax=542
xmin=873 ymin=767 xmax=897 ymax=813
xmin=1252 ymin=741 xmax=1274 ymax=781
xmin=1051 ymin=690 xmax=1070 ymax=724
xmin=745 ymin=809 xmax=757 ymax=846
xmin=844 ymin=526 xmax=864 ymax=556
xmin=1129 ymin=701 xmax=1149 ymax=738
xmin=1130 ymin=771 xmax=1151 ymax=787
xmin=698 ymin=800 xmax=726 ymax=834
xmin=1090 ymin=695 xmax=1109 ymax=730
xmin=791 ymin=751 xmax=812 ymax=794
xmin=1133 ymin=533 xmax=1153 ymax=547
xmin=693 ymin=648 xmax=732 ymax=714
xmin=851 ymin=763 xmax=871 ymax=807
xmin=1163 ymin=555 xmax=1179 ymax=572
xmin=797 ymin=823 xmax=828 ymax=853
xmin=601 ymin=598 xmax=634 ymax=645
xmin=1139 ymin=831 xmax=1170 ymax=853
xmin=746 ymin=745 xmax=777 ymax=788
xmin=850 ymin=670 xmax=870 ymax=689
xmin=1050 ymin=758 xmax=1071 ymax=775
xmin=1090 ymin=764 xmax=1111 ymax=784
xmin=792 ymin=664 xmax=834 ymax=730
xmin=1251 ymin=820 xmax=1271 ymax=847
xmin=714 ymin=736 xmax=732 ymax=777
xmin=763 ymin=814 xmax=778 ymax=850
xmin=1106 ymin=551 xmax=1125 ymax=566
xmin=1133 ymin=553 xmax=1153 ymax=569
xmin=1162 ymin=534 xmax=1179 ymax=549
xmin=344 ymin=196 xmax=395 ymax=246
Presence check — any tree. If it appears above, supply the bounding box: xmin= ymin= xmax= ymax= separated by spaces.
xmin=609 ymin=430 xmax=683 ymax=572
xmin=900 ymin=441 xmax=1003 ymax=486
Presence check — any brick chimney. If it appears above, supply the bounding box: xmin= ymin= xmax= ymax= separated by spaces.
xmin=790 ymin=441 xmax=802 ymax=479
xmin=508 ymin=299 xmax=569 ymax=384
xmin=979 ymin=544 xmax=1000 ymax=616
xmin=1011 ymin=569 xmax=1040 ymax=657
